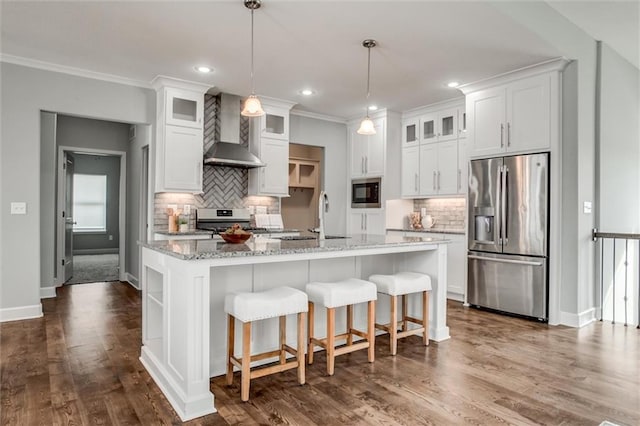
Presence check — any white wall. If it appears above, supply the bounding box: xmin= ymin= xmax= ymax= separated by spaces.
xmin=0 ymin=62 xmax=154 ymax=318
xmin=599 ymin=43 xmax=640 ymax=233
xmin=289 ymin=114 xmax=348 ymax=234
xmin=126 ymin=124 xmax=152 ymax=288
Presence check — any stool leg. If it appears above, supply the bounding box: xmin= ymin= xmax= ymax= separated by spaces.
xmin=307 ymin=302 xmax=315 ymax=365
xmin=401 ymin=294 xmax=408 ymax=332
xmin=279 ymin=316 xmax=286 ymax=365
xmin=241 ymin=321 xmax=251 ymax=402
xmin=327 ymin=307 xmax=336 ymax=376
xmin=390 ymin=295 xmax=398 ymax=356
xmin=346 ymin=304 xmax=353 ymax=346
xmin=367 ymin=300 xmax=375 ymax=363
xmin=423 ymin=291 xmax=430 ymax=346
xmin=226 ymin=314 xmax=235 ymax=386
xmin=297 ymin=312 xmax=306 ymax=385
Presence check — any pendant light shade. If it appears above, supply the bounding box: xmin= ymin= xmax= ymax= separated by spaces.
xmin=357 ymin=39 xmax=377 ymax=135
xmin=357 ymin=117 xmax=376 ymax=135
xmin=241 ymin=0 xmax=264 ymax=117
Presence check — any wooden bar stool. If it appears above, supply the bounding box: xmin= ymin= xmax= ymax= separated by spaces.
xmin=225 ymin=286 xmax=307 ymax=401
xmin=305 ymin=278 xmax=377 ymax=376
xmin=368 ymin=272 xmax=432 ymax=355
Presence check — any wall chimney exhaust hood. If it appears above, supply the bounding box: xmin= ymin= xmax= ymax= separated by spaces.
xmin=203 ymin=93 xmax=266 ymax=168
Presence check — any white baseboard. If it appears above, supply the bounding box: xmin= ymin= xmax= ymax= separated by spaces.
xmin=0 ymin=304 xmax=43 ymax=322
xmin=447 ymin=292 xmax=464 ymax=302
xmin=126 ymin=273 xmax=140 ymax=290
xmin=40 ymin=287 xmax=57 ymax=299
xmin=559 ymin=308 xmax=596 ymax=328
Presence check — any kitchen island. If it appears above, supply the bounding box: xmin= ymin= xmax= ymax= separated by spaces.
xmin=139 ymin=234 xmax=450 ymax=421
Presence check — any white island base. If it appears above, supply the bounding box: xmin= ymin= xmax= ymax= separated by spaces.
xmin=140 ymin=236 xmax=449 ymax=421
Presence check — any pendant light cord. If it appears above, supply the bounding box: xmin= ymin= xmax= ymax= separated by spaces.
xmin=366 ymin=45 xmax=371 ymax=105
xmin=250 ymin=7 xmax=255 ymax=95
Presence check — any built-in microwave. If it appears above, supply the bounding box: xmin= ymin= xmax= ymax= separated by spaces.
xmin=351 ymin=178 xmax=381 ymax=208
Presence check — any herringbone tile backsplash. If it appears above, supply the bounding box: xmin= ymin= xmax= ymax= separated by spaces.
xmin=154 ymin=94 xmax=279 ymax=232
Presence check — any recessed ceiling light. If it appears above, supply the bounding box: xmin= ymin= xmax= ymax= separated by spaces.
xmin=195 ymin=66 xmax=213 ymax=73
xmin=299 ymin=89 xmax=315 ymax=96
xmin=447 ymin=81 xmax=460 ymax=88
xmin=368 ymin=105 xmax=378 ymax=111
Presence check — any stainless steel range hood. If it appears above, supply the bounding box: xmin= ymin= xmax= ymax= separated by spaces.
xmin=203 ymin=93 xmax=265 ymax=168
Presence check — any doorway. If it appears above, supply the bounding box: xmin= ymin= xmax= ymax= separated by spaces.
xmin=281 ymin=143 xmax=324 ymax=232
xmin=57 ymin=148 xmax=126 ymax=285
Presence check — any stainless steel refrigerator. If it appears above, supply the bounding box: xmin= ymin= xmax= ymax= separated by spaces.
xmin=467 ymin=153 xmax=549 ymax=320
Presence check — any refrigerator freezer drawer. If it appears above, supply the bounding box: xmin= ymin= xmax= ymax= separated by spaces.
xmin=467 ymin=252 xmax=547 ymax=319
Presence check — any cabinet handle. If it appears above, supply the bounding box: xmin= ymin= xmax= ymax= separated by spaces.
xmin=261 ymin=168 xmax=265 ymax=188
xmin=438 ymin=171 xmax=441 ymax=190
xmin=458 ymin=169 xmax=461 ymax=190
xmin=364 ymin=214 xmax=367 ymax=231
xmin=361 ymin=157 xmax=365 ymax=174
xmin=414 ymin=173 xmax=418 ymax=192
xmin=365 ymin=156 xmax=368 ymax=174
xmin=361 ymin=214 xmax=364 ymax=231
xmin=433 ymin=171 xmax=436 ymax=191
xmin=500 ymin=123 xmax=504 ymax=147
xmin=507 ymin=122 xmax=511 ymax=147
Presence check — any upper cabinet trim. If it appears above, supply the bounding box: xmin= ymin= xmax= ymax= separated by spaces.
xmin=459 ymin=57 xmax=570 ymax=95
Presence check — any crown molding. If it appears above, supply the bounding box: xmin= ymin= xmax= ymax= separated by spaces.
xmin=290 ymin=109 xmax=347 ymax=124
xmin=402 ymin=96 xmax=465 ymax=119
xmin=0 ymin=53 xmax=153 ymax=89
xmin=151 ymin=75 xmax=212 ymax=93
xmin=459 ymin=57 xmax=570 ymax=95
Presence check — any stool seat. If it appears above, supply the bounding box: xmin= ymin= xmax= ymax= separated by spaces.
xmin=225 ymin=286 xmax=308 ymax=323
xmin=306 ymin=278 xmax=377 ymax=308
xmin=369 ymin=272 xmax=432 ymax=296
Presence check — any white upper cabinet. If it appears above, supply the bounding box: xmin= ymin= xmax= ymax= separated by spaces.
xmin=402 ymin=117 xmax=419 ymax=146
xmin=350 ymin=117 xmax=385 ymax=178
xmin=401 ymin=100 xmax=465 ymax=198
xmin=457 ymin=138 xmax=468 ymax=195
xmin=152 ymin=76 xmax=210 ymax=193
xmin=165 ymin=88 xmax=204 ymax=129
xmin=401 ymin=145 xmax=420 ymax=197
xmin=464 ymin=70 xmax=558 ymax=158
xmin=248 ymin=137 xmax=289 ymax=196
xmin=248 ymin=97 xmax=296 ymax=197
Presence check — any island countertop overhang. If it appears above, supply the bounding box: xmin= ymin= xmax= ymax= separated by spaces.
xmin=140 ymin=234 xmax=451 ymax=261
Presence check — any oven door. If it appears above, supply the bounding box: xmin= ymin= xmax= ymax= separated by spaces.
xmin=351 ymin=178 xmax=381 ymax=208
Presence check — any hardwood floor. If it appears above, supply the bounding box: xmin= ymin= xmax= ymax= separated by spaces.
xmin=1 ymin=282 xmax=638 ymax=425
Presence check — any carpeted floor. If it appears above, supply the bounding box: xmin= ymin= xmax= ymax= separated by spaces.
xmin=66 ymin=254 xmax=120 ymax=284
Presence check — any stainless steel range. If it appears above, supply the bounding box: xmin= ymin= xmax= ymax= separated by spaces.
xmin=196 ymin=208 xmax=299 ymax=240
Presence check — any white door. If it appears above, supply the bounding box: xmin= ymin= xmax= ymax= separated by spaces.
xmin=438 ymin=108 xmax=459 ymax=142
xmin=419 ymin=112 xmax=438 ymax=144
xmin=350 ymin=130 xmax=366 ymax=178
xmin=436 ymin=141 xmax=459 ymax=195
xmin=63 ymin=152 xmax=75 ymax=282
xmin=364 ymin=211 xmax=385 ymax=235
xmin=260 ymin=138 xmax=289 ymax=195
xmin=467 ymin=87 xmax=506 ymax=157
xmin=401 ymin=146 xmax=420 ymax=197
xmin=163 ymin=125 xmax=203 ymax=192
xmin=507 ymin=73 xmax=551 ymax=153
xmin=365 ymin=118 xmax=385 ymax=176
xmin=349 ymin=211 xmax=365 ymax=234
xmin=419 ymin=144 xmax=438 ymax=196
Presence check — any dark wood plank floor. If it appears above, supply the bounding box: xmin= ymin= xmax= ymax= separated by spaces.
xmin=1 ymin=282 xmax=638 ymax=425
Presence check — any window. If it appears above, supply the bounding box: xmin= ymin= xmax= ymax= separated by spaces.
xmin=73 ymin=174 xmax=107 ymax=233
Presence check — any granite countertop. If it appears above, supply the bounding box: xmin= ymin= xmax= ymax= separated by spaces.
xmin=387 ymin=228 xmax=465 ymax=235
xmin=141 ymin=234 xmax=449 ymax=260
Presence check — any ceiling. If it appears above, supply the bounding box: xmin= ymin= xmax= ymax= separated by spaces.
xmin=1 ymin=1 xmax=635 ymax=119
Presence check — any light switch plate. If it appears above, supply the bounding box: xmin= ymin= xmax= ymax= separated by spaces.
xmin=583 ymin=201 xmax=592 ymax=214
xmin=183 ymin=205 xmax=191 ymax=215
xmin=11 ymin=202 xmax=27 ymax=215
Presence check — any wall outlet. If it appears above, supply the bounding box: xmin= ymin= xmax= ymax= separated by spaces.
xmin=183 ymin=204 xmax=191 ymax=215
xmin=109 ymin=235 xmax=113 ymax=241
xmin=583 ymin=201 xmax=592 ymax=214
xmin=10 ymin=202 xmax=27 ymax=215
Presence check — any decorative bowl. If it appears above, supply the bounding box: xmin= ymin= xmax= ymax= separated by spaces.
xmin=219 ymin=232 xmax=252 ymax=244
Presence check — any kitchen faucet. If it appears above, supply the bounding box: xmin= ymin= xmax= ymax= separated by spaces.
xmin=318 ymin=191 xmax=329 ymax=240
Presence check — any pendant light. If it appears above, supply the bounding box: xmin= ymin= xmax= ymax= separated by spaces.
xmin=357 ymin=39 xmax=377 ymax=135
xmin=241 ymin=0 xmax=265 ymax=117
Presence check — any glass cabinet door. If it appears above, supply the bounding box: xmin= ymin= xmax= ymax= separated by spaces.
xmin=402 ymin=117 xmax=419 ymax=145
xmin=438 ymin=108 xmax=458 ymax=142
xmin=420 ymin=113 xmax=438 ymax=144
xmin=166 ymin=88 xmax=203 ymax=128
xmin=261 ymin=107 xmax=289 ymax=140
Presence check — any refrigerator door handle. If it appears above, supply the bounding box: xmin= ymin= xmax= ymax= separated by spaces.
xmin=497 ymin=166 xmax=503 ymax=245
xmin=468 ymin=255 xmax=543 ymax=267
xmin=502 ymin=166 xmax=508 ymax=244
